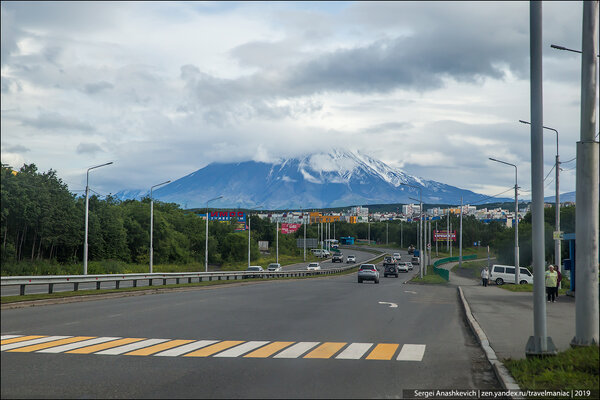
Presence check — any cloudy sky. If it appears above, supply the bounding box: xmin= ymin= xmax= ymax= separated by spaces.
xmin=1 ymin=1 xmax=595 ymax=200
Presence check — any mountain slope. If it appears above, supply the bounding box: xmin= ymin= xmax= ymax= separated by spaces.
xmin=114 ymin=149 xmax=512 ymax=209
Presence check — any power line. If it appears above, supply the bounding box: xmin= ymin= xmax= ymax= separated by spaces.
xmin=470 ymin=186 xmax=516 ymax=205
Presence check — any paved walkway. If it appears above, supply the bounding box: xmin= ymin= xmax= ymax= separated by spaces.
xmin=440 ymin=260 xmax=575 ymax=360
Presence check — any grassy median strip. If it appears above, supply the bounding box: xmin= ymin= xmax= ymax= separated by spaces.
xmin=410 ymin=265 xmax=447 ymax=284
xmin=504 ymin=346 xmax=599 ymax=396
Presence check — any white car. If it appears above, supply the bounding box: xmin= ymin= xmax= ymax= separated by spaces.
xmin=393 ymin=252 xmax=402 ymax=261
xmin=404 ymin=261 xmax=414 ymax=271
xmin=267 ymin=263 xmax=282 ymax=272
xmin=347 ymin=255 xmax=356 ymax=263
xmin=307 ymin=262 xmax=321 ymax=271
xmin=246 ymin=266 xmax=263 ymax=272
xmin=397 ymin=262 xmax=409 ymax=273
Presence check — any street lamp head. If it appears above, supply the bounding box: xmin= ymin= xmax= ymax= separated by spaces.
xmin=519 ymin=120 xmax=530 ymax=125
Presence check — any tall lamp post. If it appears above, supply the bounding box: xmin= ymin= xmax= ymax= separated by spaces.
xmin=247 ymin=205 xmax=263 ymax=269
xmin=150 ymin=180 xmax=170 ymax=273
xmin=205 ymin=195 xmax=223 ymax=272
xmin=520 ymin=120 xmax=561 ymax=271
xmin=490 ymin=157 xmax=520 ymax=285
xmin=83 ymin=161 xmax=113 ymax=275
xmin=403 ymin=183 xmax=424 ymax=278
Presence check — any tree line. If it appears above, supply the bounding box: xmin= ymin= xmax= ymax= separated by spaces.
xmin=1 ymin=163 xmax=577 ymax=274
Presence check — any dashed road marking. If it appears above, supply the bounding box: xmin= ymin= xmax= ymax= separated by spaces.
xmin=335 ymin=343 xmax=373 ymax=359
xmin=397 ymin=344 xmax=426 ymax=361
xmin=96 ymin=339 xmax=170 ymax=355
xmin=67 ymin=338 xmax=143 ymax=354
xmin=243 ymin=341 xmax=295 ymax=358
xmin=38 ymin=337 xmax=121 ymax=353
xmin=2 ymin=336 xmax=70 ymax=351
xmin=304 ymin=342 xmax=346 ymax=359
xmin=154 ymin=340 xmax=218 ymax=357
xmin=184 ymin=341 xmax=245 ymax=357
xmin=366 ymin=343 xmax=399 ymax=360
xmin=8 ymin=336 xmax=94 ymax=353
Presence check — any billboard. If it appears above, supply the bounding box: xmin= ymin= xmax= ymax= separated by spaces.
xmin=281 ymin=223 xmax=301 ymax=234
xmin=197 ymin=211 xmax=247 ymax=231
xmin=434 ymin=230 xmax=457 ymax=242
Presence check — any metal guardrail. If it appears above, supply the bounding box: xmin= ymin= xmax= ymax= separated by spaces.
xmin=432 ymin=254 xmax=478 ymax=281
xmin=1 ymin=251 xmax=384 ymax=296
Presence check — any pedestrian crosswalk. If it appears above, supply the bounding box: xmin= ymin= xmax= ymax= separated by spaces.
xmin=1 ymin=334 xmax=426 ymax=361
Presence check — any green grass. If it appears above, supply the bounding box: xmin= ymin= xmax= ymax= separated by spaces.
xmin=499 ymin=279 xmax=570 ymax=295
xmin=504 ymin=346 xmax=599 ymax=397
xmin=410 ymin=265 xmax=447 ymax=284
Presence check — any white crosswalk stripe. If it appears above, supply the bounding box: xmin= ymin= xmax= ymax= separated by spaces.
xmin=213 ymin=341 xmax=270 ymax=358
xmin=273 ymin=342 xmax=320 ymax=358
xmin=1 ymin=336 xmax=71 ymax=351
xmin=335 ymin=343 xmax=373 ymax=359
xmin=396 ymin=344 xmax=426 ymax=361
xmin=37 ymin=337 xmax=121 ymax=353
xmin=1 ymin=335 xmax=22 ymax=340
xmin=154 ymin=340 xmax=218 ymax=357
xmin=95 ymin=339 xmax=169 ymax=355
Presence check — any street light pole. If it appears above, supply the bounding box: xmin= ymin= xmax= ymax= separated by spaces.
xmin=83 ymin=161 xmax=113 ymax=275
xmin=403 ymin=183 xmax=424 ymax=278
xmin=489 ymin=157 xmax=520 ymax=284
xmin=303 ymin=212 xmax=307 ymax=262
xmin=205 ymin=195 xmax=223 ymax=273
xmin=459 ymin=197 xmax=463 ymax=268
xmin=519 ymin=120 xmax=561 ymax=270
xmin=247 ymin=205 xmax=263 ymax=269
xmin=150 ymin=180 xmax=170 ymax=273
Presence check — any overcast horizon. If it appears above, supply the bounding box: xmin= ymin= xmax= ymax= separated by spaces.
xmin=1 ymin=1 xmax=596 ymax=202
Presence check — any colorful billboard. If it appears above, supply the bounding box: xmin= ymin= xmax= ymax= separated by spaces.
xmin=433 ymin=230 xmax=457 ymax=242
xmin=281 ymin=223 xmax=301 ymax=234
xmin=197 ymin=211 xmax=247 ymax=231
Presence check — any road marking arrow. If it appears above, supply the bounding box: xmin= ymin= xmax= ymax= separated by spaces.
xmin=378 ymin=302 xmax=398 ymax=308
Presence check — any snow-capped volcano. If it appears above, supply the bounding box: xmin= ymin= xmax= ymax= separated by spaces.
xmin=114 ymin=149 xmax=510 ymax=209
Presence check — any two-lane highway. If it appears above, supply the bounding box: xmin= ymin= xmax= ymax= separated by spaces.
xmin=1 ymin=246 xmax=500 ymax=398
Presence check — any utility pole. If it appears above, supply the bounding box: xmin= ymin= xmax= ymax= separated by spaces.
xmin=459 ymin=197 xmax=463 ymax=268
xmin=276 ymin=220 xmax=279 ymax=264
xmin=400 ymin=221 xmax=403 ymax=249
xmin=386 ymin=222 xmax=389 ymax=245
xmin=447 ymin=209 xmax=450 ymax=252
xmin=572 ymin=0 xmax=599 ymax=348
xmin=303 ymin=212 xmax=306 ymax=262
xmin=526 ymin=0 xmax=556 ymax=356
xmin=435 ymin=221 xmax=438 ymax=257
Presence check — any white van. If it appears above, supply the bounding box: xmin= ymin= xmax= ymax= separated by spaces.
xmin=490 ymin=264 xmax=533 ymax=285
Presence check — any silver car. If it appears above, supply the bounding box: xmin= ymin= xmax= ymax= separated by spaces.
xmin=267 ymin=263 xmax=282 ymax=271
xmin=358 ymin=264 xmax=379 ymax=284
xmin=347 ymin=255 xmax=356 ymax=263
xmin=307 ymin=262 xmax=321 ymax=271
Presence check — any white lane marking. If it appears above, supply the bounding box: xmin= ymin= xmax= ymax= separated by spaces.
xmin=335 ymin=343 xmax=373 ymax=359
xmin=1 ymin=335 xmax=22 ymax=340
xmin=273 ymin=342 xmax=320 ymax=358
xmin=37 ymin=337 xmax=121 ymax=353
xmin=154 ymin=340 xmax=218 ymax=357
xmin=378 ymin=302 xmax=398 ymax=308
xmin=396 ymin=344 xmax=426 ymax=361
xmin=404 ymin=291 xmax=418 ymax=294
xmin=95 ymin=339 xmax=169 ymax=355
xmin=213 ymin=341 xmax=270 ymax=358
xmin=1 ymin=336 xmax=71 ymax=351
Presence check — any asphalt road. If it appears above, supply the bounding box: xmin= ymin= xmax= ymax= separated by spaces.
xmin=1 ymin=249 xmax=377 ymax=297
xmin=1 ymin=246 xmax=499 ymax=398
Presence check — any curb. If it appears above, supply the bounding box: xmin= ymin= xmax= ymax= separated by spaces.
xmin=457 ymin=286 xmax=524 ymax=399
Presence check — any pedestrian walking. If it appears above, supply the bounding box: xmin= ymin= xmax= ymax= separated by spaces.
xmin=555 ymin=267 xmax=562 ymax=300
xmin=545 ymin=265 xmax=558 ymax=303
xmin=481 ymin=266 xmax=489 ymax=287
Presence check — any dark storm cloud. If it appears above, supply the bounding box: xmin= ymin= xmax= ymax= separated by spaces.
xmin=21 ymin=112 xmax=94 ymax=132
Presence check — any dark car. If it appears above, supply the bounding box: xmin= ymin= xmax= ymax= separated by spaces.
xmin=383 ymin=256 xmax=399 ymax=278
xmin=332 ymin=253 xmax=344 ymax=263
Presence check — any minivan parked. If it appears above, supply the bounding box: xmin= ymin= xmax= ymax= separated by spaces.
xmin=490 ymin=264 xmax=533 ymax=285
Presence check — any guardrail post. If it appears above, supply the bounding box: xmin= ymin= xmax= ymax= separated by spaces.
xmin=116 ymin=281 xmax=120 ymax=289
xmin=133 ymin=280 xmax=137 ymax=287
xmin=176 ymin=278 xmax=180 ymax=284
xmin=20 ymin=284 xmax=25 ymax=296
xmin=149 ymin=278 xmax=153 ymax=286
xmin=163 ymin=279 xmax=167 ymax=286
xmin=96 ymin=282 xmax=101 ymax=290
xmin=199 ymin=277 xmax=203 ymax=282
xmin=188 ymin=277 xmax=191 ymax=284
xmin=74 ymin=282 xmax=79 ymax=291
xmin=48 ymin=283 xmax=53 ymax=294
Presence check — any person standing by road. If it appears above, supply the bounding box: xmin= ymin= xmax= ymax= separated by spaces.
xmin=555 ymin=266 xmax=562 ymax=300
xmin=545 ymin=265 xmax=558 ymax=303
xmin=481 ymin=266 xmax=489 ymax=287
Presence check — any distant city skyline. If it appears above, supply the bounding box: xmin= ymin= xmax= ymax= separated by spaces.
xmin=1 ymin=1 xmax=590 ymax=199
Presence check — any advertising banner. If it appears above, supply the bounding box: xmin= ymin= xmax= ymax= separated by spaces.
xmin=433 ymin=230 xmax=457 ymax=242
xmin=281 ymin=223 xmax=301 ymax=234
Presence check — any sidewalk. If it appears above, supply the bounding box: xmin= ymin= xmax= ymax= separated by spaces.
xmin=440 ymin=260 xmax=575 ymax=360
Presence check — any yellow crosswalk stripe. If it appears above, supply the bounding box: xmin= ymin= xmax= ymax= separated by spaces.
xmin=183 ymin=341 xmax=244 ymax=357
xmin=243 ymin=341 xmax=295 ymax=358
xmin=303 ymin=342 xmax=346 ymax=359
xmin=125 ymin=340 xmax=195 ymax=356
xmin=366 ymin=343 xmax=399 ymax=360
xmin=1 ymin=335 xmax=45 ymax=345
xmin=67 ymin=338 xmax=144 ymax=354
xmin=8 ymin=337 xmax=95 ymax=353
